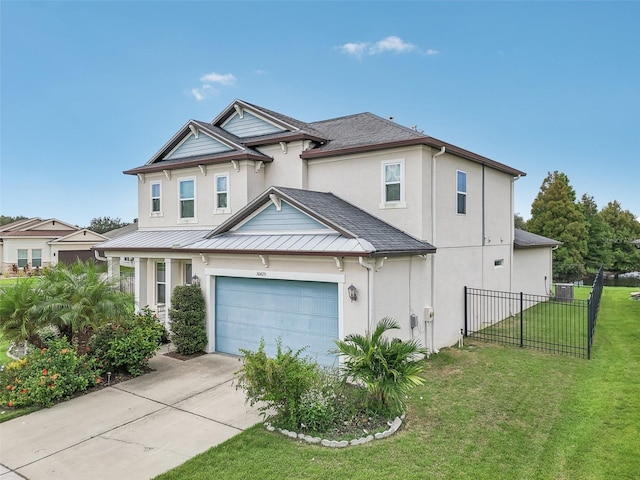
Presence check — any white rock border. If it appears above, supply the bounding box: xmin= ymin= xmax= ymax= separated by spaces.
xmin=265 ymin=413 xmax=405 ymax=448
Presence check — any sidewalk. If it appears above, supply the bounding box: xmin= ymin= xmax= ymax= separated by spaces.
xmin=0 ymin=352 xmax=262 ymax=480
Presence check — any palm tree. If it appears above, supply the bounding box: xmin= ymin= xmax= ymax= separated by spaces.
xmin=0 ymin=279 xmax=45 ymax=353
xmin=36 ymin=261 xmax=133 ymax=352
xmin=332 ymin=317 xmax=427 ymax=415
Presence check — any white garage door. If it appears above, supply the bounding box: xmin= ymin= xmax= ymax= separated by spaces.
xmin=215 ymin=276 xmax=339 ymax=367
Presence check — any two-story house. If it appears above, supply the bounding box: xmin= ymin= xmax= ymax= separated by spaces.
xmin=97 ymin=99 xmax=554 ymax=365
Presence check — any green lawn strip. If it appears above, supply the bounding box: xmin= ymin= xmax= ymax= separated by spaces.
xmin=540 ymin=287 xmax=640 ymax=479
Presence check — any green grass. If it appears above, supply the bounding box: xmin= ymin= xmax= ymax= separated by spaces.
xmin=155 ymin=287 xmax=640 ymax=480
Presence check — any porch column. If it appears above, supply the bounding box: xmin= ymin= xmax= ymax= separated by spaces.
xmin=164 ymin=257 xmax=174 ymax=329
xmin=134 ymin=257 xmax=148 ymax=313
xmin=108 ymin=257 xmax=121 ymax=280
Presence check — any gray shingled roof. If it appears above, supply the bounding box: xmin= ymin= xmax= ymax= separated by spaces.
xmin=124 ymin=100 xmax=526 ymax=177
xmin=308 ymin=112 xmax=425 ymax=152
xmin=206 ymin=186 xmax=436 ymax=257
xmin=514 ymin=228 xmax=562 ymax=249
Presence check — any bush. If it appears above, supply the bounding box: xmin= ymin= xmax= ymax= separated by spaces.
xmin=0 ymin=337 xmax=101 ymax=408
xmin=236 ymin=338 xmax=320 ymax=430
xmin=169 ymin=285 xmax=207 ymax=355
xmin=89 ymin=307 xmax=164 ymax=377
xmin=332 ymin=317 xmax=428 ymax=416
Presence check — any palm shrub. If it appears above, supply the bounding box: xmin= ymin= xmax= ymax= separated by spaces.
xmin=332 ymin=317 xmax=428 ymax=416
xmin=0 ymin=279 xmax=45 ymax=352
xmin=169 ymin=284 xmax=207 ymax=355
xmin=35 ymin=261 xmax=133 ymax=352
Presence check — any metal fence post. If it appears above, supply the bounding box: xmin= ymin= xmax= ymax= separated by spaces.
xmin=519 ymin=292 xmax=524 ymax=348
xmin=464 ymin=286 xmax=468 ymax=337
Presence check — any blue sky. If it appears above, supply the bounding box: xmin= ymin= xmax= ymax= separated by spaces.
xmin=1 ymin=1 xmax=639 ymax=227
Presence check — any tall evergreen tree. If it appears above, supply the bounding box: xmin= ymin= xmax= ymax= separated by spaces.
xmin=579 ymin=194 xmax=613 ymax=272
xmin=599 ymin=201 xmax=640 ymax=275
xmin=528 ymin=171 xmax=587 ymax=281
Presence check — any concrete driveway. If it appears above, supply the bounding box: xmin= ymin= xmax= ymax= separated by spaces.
xmin=0 ymin=352 xmax=262 ymax=480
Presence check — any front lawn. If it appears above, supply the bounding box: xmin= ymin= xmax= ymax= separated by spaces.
xmin=156 ymin=287 xmax=639 ymax=480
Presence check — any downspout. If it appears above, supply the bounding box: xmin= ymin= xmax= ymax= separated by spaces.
xmin=359 ymin=257 xmax=375 ymax=334
xmin=430 ymin=146 xmax=446 ymax=354
xmin=510 ymin=175 xmax=522 ymax=292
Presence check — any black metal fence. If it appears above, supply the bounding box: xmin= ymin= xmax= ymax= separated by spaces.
xmin=464 ymin=267 xmax=604 ymax=359
xmin=119 ymin=272 xmax=135 ymax=296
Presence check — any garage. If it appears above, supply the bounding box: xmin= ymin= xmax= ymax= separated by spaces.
xmin=214 ymin=276 xmax=339 ymax=366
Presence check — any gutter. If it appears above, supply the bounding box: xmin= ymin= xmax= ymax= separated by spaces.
xmin=429 ymin=146 xmax=446 ymax=355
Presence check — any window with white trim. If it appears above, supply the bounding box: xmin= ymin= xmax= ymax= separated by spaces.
xmin=179 ymin=178 xmax=195 ymax=219
xmin=156 ymin=262 xmax=166 ymax=304
xmin=381 ymin=160 xmax=406 ymax=208
xmin=17 ymin=249 xmax=28 ymax=268
xmin=151 ymin=182 xmax=162 ymax=215
xmin=456 ymin=170 xmax=467 ymax=214
xmin=32 ymin=249 xmax=42 ymax=268
xmin=494 ymin=259 xmax=504 ymax=268
xmin=185 ymin=262 xmax=193 ymax=285
xmin=214 ymin=173 xmax=229 ymax=212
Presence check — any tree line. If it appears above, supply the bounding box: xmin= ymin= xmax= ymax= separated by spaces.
xmin=517 ymin=171 xmax=640 ymax=281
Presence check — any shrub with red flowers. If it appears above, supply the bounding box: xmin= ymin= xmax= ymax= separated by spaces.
xmin=0 ymin=337 xmax=101 ymax=408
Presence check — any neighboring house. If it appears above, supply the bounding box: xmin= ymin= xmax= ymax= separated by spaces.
xmin=0 ymin=218 xmax=108 ymax=274
xmin=513 ymin=228 xmax=562 ymax=296
xmin=97 ymin=99 xmax=557 ymax=365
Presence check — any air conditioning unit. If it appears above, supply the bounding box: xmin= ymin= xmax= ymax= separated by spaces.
xmin=555 ymin=283 xmax=574 ymax=302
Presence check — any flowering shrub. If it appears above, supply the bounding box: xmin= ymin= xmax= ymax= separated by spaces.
xmin=236 ymin=338 xmax=321 ymax=430
xmin=89 ymin=307 xmax=164 ymax=377
xmin=0 ymin=337 xmax=101 ymax=408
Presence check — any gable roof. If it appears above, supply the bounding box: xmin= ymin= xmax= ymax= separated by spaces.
xmin=124 ymin=99 xmax=526 ymax=178
xmin=514 ymin=229 xmax=562 ymax=249
xmin=188 ymin=186 xmax=436 ymax=258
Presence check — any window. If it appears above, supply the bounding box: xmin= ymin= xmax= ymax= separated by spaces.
xmin=185 ymin=262 xmax=193 ymax=285
xmin=381 ymin=160 xmax=406 ymax=208
xmin=494 ymin=259 xmax=504 ymax=268
xmin=179 ymin=179 xmax=195 ymax=219
xmin=17 ymin=249 xmax=28 ymax=268
xmin=457 ymin=170 xmax=467 ymax=214
xmin=215 ymin=173 xmax=229 ymax=210
xmin=156 ymin=262 xmax=166 ymax=304
xmin=151 ymin=182 xmax=161 ymax=214
xmin=32 ymin=249 xmax=42 ymax=268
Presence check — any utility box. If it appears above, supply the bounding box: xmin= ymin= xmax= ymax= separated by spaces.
xmin=555 ymin=283 xmax=574 ymax=302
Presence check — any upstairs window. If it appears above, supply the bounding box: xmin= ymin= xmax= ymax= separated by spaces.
xmin=215 ymin=173 xmax=229 ymax=210
xmin=381 ymin=160 xmax=406 ymax=208
xmin=151 ymin=182 xmax=162 ymax=214
xmin=457 ymin=170 xmax=467 ymax=214
xmin=179 ymin=179 xmax=195 ymax=219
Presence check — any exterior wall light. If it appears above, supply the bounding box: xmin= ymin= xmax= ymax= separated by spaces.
xmin=191 ymin=274 xmax=200 ymax=285
xmin=348 ymin=284 xmax=358 ymax=302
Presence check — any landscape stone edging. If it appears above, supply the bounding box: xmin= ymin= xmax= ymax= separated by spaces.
xmin=265 ymin=413 xmax=405 ymax=448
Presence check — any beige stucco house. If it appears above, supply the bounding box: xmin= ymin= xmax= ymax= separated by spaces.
xmin=0 ymin=218 xmax=108 ymax=274
xmin=97 ymin=99 xmax=557 ymax=365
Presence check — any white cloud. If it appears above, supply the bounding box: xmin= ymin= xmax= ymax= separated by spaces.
xmin=339 ymin=36 xmax=435 ymax=58
xmin=339 ymin=42 xmax=369 ymax=58
xmin=191 ymin=72 xmax=236 ymax=101
xmin=200 ymin=72 xmax=236 ymax=85
xmin=370 ymin=36 xmax=416 ymax=54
